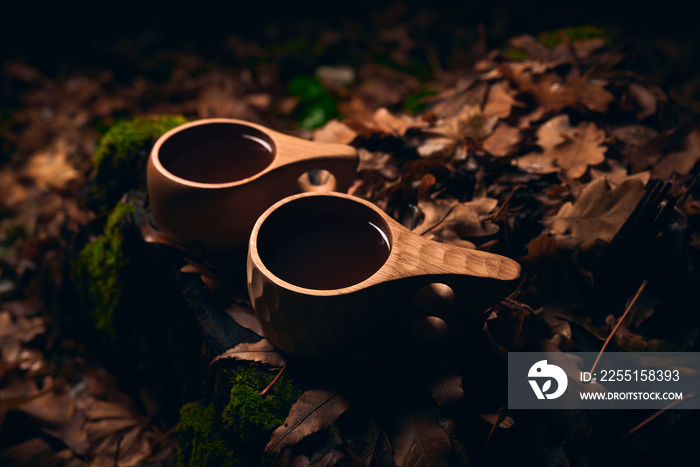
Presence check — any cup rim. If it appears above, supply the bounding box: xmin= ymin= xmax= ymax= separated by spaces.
xmin=150 ymin=118 xmax=277 ymax=188
xmin=249 ymin=191 xmax=396 ymax=296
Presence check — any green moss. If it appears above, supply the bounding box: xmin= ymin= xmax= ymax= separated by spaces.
xmin=92 ymin=115 xmax=188 ymax=176
xmin=222 ymin=367 xmax=297 ymax=450
xmin=177 ymin=367 xmax=298 ymax=466
xmin=503 ymin=48 xmax=530 ymax=62
xmin=75 ymin=200 xmax=137 ymax=336
xmin=87 ymin=115 xmax=188 ymax=212
xmin=177 ymin=402 xmax=236 ymax=467
xmin=538 ymin=26 xmax=610 ymax=48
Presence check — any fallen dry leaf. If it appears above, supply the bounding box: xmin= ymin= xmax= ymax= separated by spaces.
xmin=547 ymin=177 xmax=646 ymax=250
xmin=225 ymin=303 xmax=265 ymax=337
xmin=566 ymin=70 xmax=614 ymax=113
xmin=20 ymin=140 xmax=80 ymax=190
xmin=627 ymin=82 xmax=658 ymax=120
xmin=483 ymin=81 xmax=518 ymax=120
xmin=516 ymin=115 xmax=607 ymax=179
xmin=414 ymin=197 xmax=499 ymax=248
xmin=479 ymin=413 xmax=515 ymax=429
xmin=437 ymin=104 xmax=497 ymax=141
xmin=429 ymin=375 xmax=464 ymax=406
xmin=589 ymin=159 xmax=650 ymax=188
xmin=652 ymin=129 xmax=700 ymax=179
xmin=390 ymin=406 xmax=451 ymax=467
xmin=416 ymin=134 xmax=458 ymax=158
xmin=265 ymin=390 xmax=350 ymax=455
xmin=210 ymin=339 xmax=286 ymax=369
xmin=482 ymin=124 xmax=521 ymax=157
xmin=522 ymin=234 xmax=558 ymax=261
xmin=312 ymin=119 xmax=358 ymax=145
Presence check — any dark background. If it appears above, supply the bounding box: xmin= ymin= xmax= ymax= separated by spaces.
xmin=4 ymin=0 xmax=700 ymax=90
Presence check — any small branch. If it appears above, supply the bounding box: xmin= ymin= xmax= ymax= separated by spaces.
xmin=260 ymin=365 xmax=287 ymax=398
xmin=589 ymin=280 xmax=647 ymax=375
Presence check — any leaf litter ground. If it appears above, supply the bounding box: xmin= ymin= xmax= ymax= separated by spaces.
xmin=2 ymin=20 xmax=700 ymax=467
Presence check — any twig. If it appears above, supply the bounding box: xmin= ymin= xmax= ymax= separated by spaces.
xmin=488 ymin=185 xmax=523 ymax=222
xmin=260 ymin=365 xmax=287 ymax=398
xmin=624 ymin=393 xmax=695 ymax=438
xmin=589 ymin=280 xmax=648 ymax=375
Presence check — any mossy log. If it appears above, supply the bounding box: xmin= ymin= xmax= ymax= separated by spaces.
xmin=66 ymin=114 xmax=307 ymax=466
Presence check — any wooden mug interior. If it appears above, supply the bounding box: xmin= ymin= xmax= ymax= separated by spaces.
xmin=157 ymin=122 xmax=275 ymax=184
xmin=255 ymin=195 xmax=392 ymax=290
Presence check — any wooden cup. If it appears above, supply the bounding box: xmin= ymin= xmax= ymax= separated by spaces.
xmin=147 ymin=118 xmax=358 ymax=253
xmin=248 ymin=192 xmax=522 ymax=358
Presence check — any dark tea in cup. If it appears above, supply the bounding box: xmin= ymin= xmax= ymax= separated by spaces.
xmin=255 ymin=195 xmax=391 ymax=290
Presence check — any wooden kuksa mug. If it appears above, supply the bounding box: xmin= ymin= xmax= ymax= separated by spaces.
xmin=147 ymin=118 xmax=358 ymax=252
xmin=248 ymin=192 xmax=522 ymax=358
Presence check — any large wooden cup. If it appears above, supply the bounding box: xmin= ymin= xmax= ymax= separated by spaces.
xmin=147 ymin=118 xmax=358 ymax=253
xmin=248 ymin=192 xmax=522 ymax=358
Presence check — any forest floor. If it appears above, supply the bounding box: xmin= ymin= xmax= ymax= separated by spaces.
xmin=2 ymin=2 xmax=700 ymax=466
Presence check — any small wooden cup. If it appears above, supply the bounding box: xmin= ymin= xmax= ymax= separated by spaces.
xmin=147 ymin=118 xmax=358 ymax=253
xmin=248 ymin=192 xmax=521 ymax=358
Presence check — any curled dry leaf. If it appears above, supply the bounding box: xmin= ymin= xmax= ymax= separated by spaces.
xmin=390 ymin=407 xmax=451 ymax=467
xmin=628 ymin=82 xmax=658 ymax=120
xmin=265 ymin=390 xmax=350 ymax=455
xmin=547 ymin=177 xmax=646 ymax=250
xmin=417 ymin=134 xmax=458 ymax=158
xmin=211 ymin=339 xmax=286 ymax=369
xmin=516 ymin=115 xmax=607 ymax=179
xmin=225 ymin=303 xmax=265 ymax=337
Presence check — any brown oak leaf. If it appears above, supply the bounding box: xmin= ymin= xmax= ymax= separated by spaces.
xmin=265 ymin=390 xmax=350 ymax=455
xmin=414 ymin=197 xmax=499 ymax=248
xmin=546 ymin=177 xmax=646 ymax=250
xmin=516 ymin=115 xmax=607 ymax=179
xmin=566 ymin=70 xmax=614 ymax=113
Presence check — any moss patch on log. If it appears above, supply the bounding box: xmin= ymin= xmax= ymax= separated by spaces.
xmin=177 ymin=402 xmax=236 ymax=467
xmin=87 ymin=115 xmax=188 ymax=211
xmin=177 ymin=367 xmax=299 ymax=466
xmin=75 ymin=200 xmax=136 ymax=337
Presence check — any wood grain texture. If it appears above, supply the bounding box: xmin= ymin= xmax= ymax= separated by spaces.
xmin=147 ymin=118 xmax=358 ymax=253
xmin=248 ymin=192 xmax=521 ymax=358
